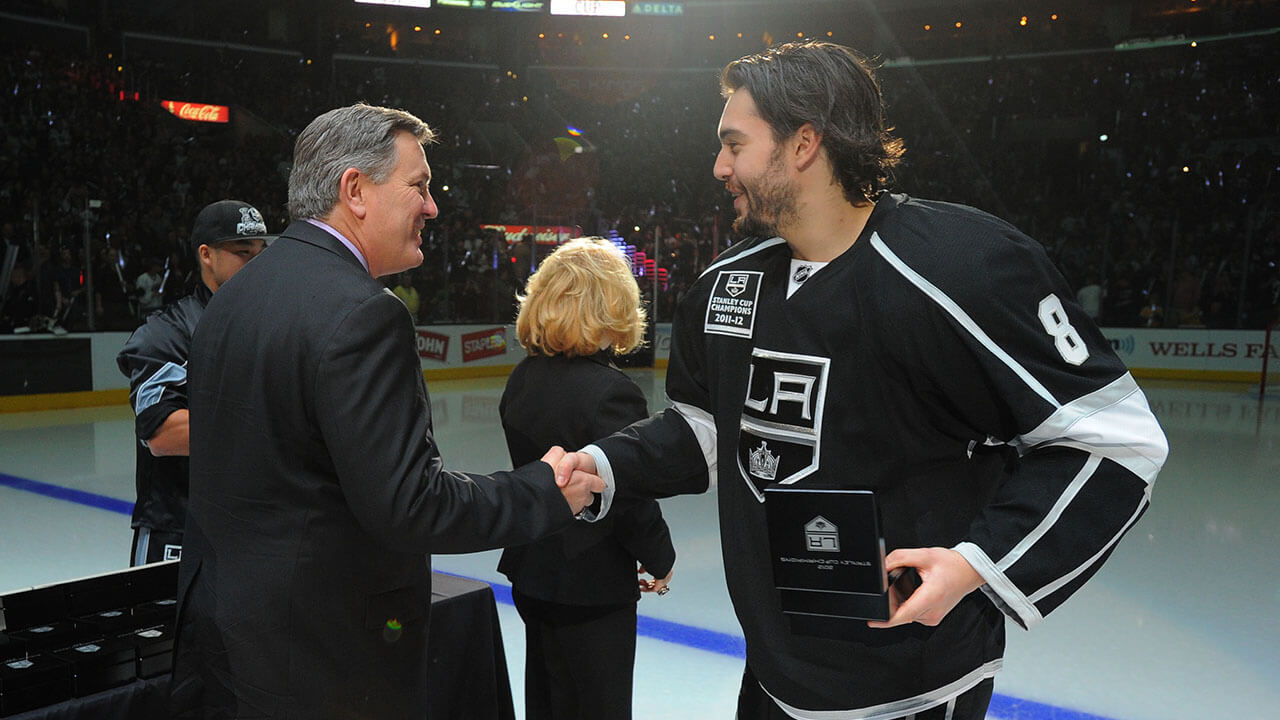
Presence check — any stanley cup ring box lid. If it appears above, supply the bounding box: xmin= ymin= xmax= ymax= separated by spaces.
xmin=764 ymin=485 xmax=900 ymax=625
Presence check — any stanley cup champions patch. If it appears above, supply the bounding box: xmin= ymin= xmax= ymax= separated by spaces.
xmin=737 ymin=348 xmax=830 ymax=502
xmin=705 ymin=270 xmax=763 ymax=338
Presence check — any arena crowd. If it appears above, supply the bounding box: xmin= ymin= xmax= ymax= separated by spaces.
xmin=1 ymin=0 xmax=1276 ymax=334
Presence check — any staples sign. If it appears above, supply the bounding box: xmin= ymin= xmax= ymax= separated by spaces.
xmin=161 ymin=100 xmax=230 ymax=124
xmin=461 ymin=327 xmax=508 ymax=363
xmin=416 ymin=330 xmax=450 ymax=362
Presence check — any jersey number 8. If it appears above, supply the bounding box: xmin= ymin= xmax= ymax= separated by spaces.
xmin=1038 ymin=294 xmax=1089 ymax=366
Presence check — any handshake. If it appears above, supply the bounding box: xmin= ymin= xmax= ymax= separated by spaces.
xmin=538 ymin=447 xmax=603 ymax=516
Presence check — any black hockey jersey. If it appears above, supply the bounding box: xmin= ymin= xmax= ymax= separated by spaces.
xmin=116 ymin=283 xmax=211 ymax=533
xmin=588 ymin=193 xmax=1168 ymax=718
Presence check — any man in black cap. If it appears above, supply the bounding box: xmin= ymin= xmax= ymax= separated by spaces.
xmin=116 ymin=199 xmax=272 ymax=565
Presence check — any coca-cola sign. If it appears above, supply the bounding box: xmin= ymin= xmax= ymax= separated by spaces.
xmin=161 ymin=100 xmax=230 ymax=124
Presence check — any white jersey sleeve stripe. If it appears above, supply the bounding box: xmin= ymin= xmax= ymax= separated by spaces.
xmin=954 ymin=541 xmax=1044 ymax=629
xmin=699 ymin=237 xmax=788 ymax=279
xmin=995 ymin=455 xmax=1102 ymax=572
xmin=869 ymin=233 xmax=1060 ymax=409
xmin=1028 ymin=497 xmax=1149 ymax=604
xmin=1008 ymin=373 xmax=1167 ymax=485
xmin=671 ymin=400 xmax=718 ymax=488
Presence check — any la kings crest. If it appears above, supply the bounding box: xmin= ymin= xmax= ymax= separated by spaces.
xmin=737 ymin=348 xmax=830 ymax=502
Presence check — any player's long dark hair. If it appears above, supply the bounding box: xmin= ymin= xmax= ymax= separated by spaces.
xmin=720 ymin=40 xmax=904 ymax=205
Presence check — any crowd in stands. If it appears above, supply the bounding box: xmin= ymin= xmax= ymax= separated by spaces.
xmin=882 ymin=35 xmax=1280 ymax=330
xmin=1 ymin=2 xmax=1277 ymax=336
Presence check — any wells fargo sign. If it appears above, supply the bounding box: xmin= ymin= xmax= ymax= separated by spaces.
xmin=161 ymin=100 xmax=230 ymax=124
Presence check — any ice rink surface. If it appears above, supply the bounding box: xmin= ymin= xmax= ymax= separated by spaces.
xmin=3 ymin=371 xmax=1277 ymax=719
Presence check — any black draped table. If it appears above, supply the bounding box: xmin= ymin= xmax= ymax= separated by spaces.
xmin=3 ymin=572 xmax=514 ymax=720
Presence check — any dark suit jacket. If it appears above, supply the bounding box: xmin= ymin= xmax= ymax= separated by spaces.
xmin=498 ymin=353 xmax=674 ymax=606
xmin=171 ymin=220 xmax=572 ymax=719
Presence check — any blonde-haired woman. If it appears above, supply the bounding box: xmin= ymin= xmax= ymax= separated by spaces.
xmin=498 ymin=237 xmax=675 ymax=720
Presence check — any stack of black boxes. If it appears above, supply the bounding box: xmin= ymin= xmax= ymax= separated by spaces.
xmin=0 ymin=561 xmax=178 ymax=716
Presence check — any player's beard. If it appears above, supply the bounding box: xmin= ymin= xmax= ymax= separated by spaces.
xmin=733 ymin=151 xmax=799 ymax=239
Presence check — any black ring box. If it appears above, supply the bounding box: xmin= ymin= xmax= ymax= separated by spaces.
xmin=0 ymin=561 xmax=180 ymax=713
xmin=0 ymin=585 xmax=69 ymax=638
xmin=0 ymin=633 xmax=27 ymax=664
xmin=0 ymin=654 xmax=74 ymax=716
xmin=125 ymin=561 xmax=179 ymax=607
xmin=125 ymin=625 xmax=176 ymax=679
xmin=51 ymin=636 xmax=138 ymax=697
xmin=130 ymin=598 xmax=178 ymax=629
xmin=764 ymin=486 xmax=894 ymax=625
xmin=4 ymin=623 xmax=80 ymax=656
xmin=72 ymin=608 xmax=137 ymax=638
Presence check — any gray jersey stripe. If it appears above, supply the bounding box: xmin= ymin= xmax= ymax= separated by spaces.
xmin=762 ymin=659 xmax=1003 ymax=720
xmin=699 ymin=237 xmax=788 ymax=279
xmin=134 ymin=361 xmax=187 ymax=415
xmin=671 ymin=401 xmax=718 ymax=488
xmin=1009 ymin=373 xmax=1167 ymax=485
xmin=996 ymin=455 xmax=1102 ymax=573
xmin=869 ymin=233 xmax=1060 ymax=409
xmin=956 ymin=541 xmax=1043 ymax=629
xmin=1028 ymin=497 xmax=1149 ymax=605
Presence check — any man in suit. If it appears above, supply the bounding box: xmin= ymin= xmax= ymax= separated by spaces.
xmin=170 ymin=103 xmax=604 ymax=719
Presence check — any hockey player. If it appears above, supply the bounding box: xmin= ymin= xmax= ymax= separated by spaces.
xmin=555 ymin=40 xmax=1169 ymax=720
xmin=116 ymin=199 xmax=272 ymax=565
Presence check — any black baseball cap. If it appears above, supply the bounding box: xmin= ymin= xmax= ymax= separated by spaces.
xmin=189 ymin=200 xmax=277 ymax=252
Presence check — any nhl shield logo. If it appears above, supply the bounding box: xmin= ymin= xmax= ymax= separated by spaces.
xmin=737 ymin=347 xmax=830 ymax=502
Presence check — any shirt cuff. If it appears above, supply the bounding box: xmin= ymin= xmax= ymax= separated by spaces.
xmin=577 ymin=444 xmax=615 ymax=522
